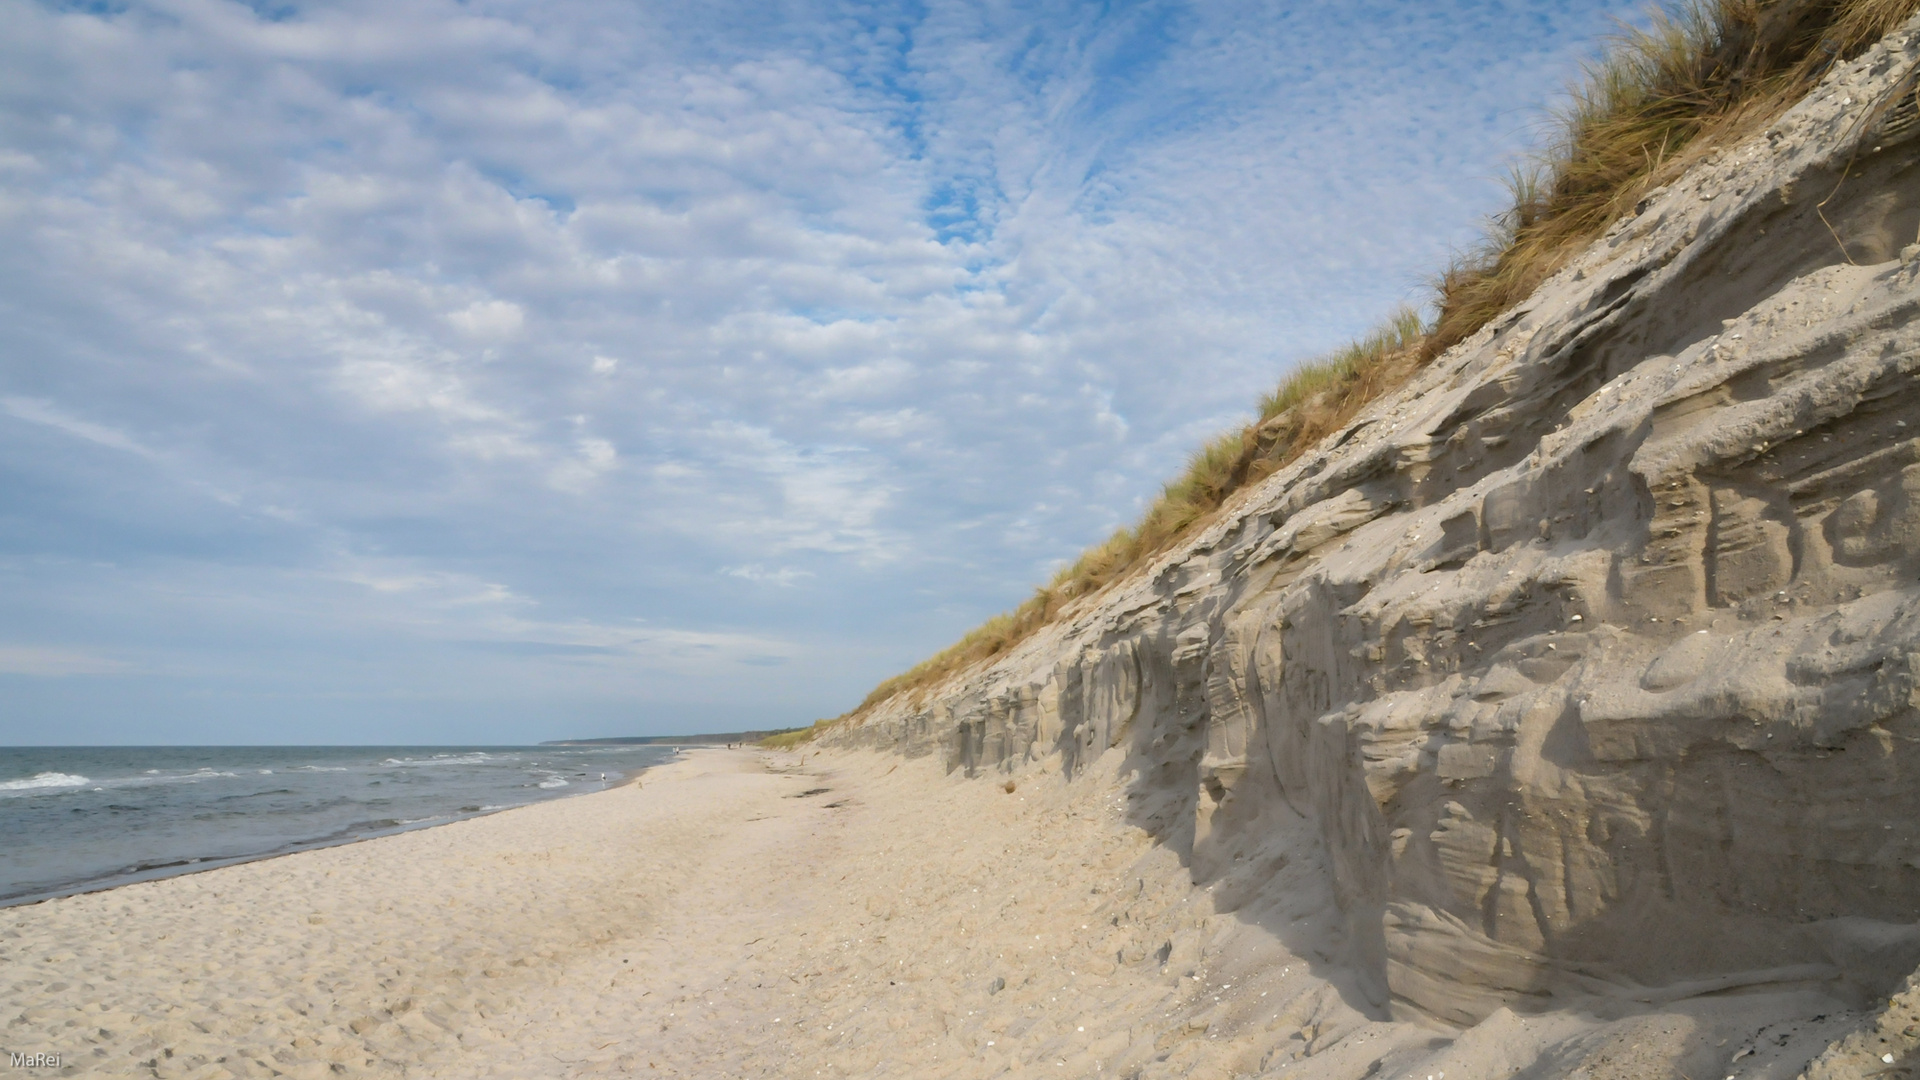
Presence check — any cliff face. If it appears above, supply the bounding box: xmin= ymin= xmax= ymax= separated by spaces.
xmin=829 ymin=20 xmax=1920 ymax=1032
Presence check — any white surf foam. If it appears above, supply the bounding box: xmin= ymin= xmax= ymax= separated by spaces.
xmin=0 ymin=772 xmax=91 ymax=795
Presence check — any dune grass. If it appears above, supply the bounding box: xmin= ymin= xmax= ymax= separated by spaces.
xmin=761 ymin=723 xmax=831 ymax=750
xmin=767 ymin=0 xmax=1920 ymax=748
xmin=1426 ymin=0 xmax=1920 ymax=358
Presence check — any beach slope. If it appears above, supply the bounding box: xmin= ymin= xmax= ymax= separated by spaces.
xmin=1 ymin=747 xmax=1866 ymax=1078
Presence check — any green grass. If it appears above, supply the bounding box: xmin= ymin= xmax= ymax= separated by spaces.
xmin=761 ymin=722 xmax=835 ymax=750
xmin=785 ymin=0 xmax=1920 ymax=744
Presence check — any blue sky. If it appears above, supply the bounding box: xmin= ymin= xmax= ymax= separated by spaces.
xmin=0 ymin=0 xmax=1646 ymax=744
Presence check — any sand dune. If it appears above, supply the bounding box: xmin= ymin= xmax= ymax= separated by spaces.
xmin=0 ymin=747 xmax=1873 ymax=1078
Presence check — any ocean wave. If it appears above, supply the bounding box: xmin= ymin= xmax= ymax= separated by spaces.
xmin=57 ymin=769 xmax=246 ymax=794
xmin=117 ymin=769 xmax=240 ymax=788
xmin=380 ymin=753 xmax=494 ymax=768
xmin=536 ymin=777 xmax=570 ymax=789
xmin=0 ymin=772 xmax=91 ymax=796
xmin=216 ymin=788 xmax=296 ymax=802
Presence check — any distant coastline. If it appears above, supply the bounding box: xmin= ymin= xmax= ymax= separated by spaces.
xmin=542 ymin=729 xmax=803 ymax=747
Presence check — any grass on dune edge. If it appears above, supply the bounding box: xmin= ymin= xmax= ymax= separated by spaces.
xmin=760 ymin=726 xmax=820 ymax=750
xmin=765 ymin=0 xmax=1920 ymax=750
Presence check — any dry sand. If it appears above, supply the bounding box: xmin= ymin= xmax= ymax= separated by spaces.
xmin=0 ymin=748 xmax=1874 ymax=1078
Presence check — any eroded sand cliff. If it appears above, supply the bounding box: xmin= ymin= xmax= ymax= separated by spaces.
xmin=826 ymin=16 xmax=1920 ymax=1076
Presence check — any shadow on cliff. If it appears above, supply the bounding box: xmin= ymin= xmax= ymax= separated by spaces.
xmin=1043 ymin=636 xmax=1398 ymax=1024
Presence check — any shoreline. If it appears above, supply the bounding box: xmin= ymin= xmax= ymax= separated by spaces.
xmin=0 ymin=746 xmax=1867 ymax=1079
xmin=1 ymin=746 xmax=799 ymax=1078
xmin=0 ymin=754 xmax=674 ymax=912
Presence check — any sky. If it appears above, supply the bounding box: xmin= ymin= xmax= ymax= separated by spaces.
xmin=0 ymin=0 xmax=1649 ymax=745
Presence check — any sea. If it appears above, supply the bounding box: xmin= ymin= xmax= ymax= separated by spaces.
xmin=0 ymin=744 xmax=678 ymax=907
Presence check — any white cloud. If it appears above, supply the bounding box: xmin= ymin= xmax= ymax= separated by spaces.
xmin=447 ymin=300 xmax=526 ymax=340
xmin=0 ymin=646 xmax=131 ymax=677
xmin=725 ymin=565 xmax=815 ymax=587
xmin=0 ymin=0 xmax=1649 ymax=740
xmin=2 ymin=397 xmax=156 ymax=458
xmin=549 ymin=433 xmax=619 ymax=492
xmin=332 ymin=565 xmax=520 ymax=606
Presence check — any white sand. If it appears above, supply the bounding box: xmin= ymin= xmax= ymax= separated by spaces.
xmin=0 ymin=748 xmax=1865 ymax=1078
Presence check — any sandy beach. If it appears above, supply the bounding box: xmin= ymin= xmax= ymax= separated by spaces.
xmin=0 ymin=747 xmax=1882 ymax=1079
